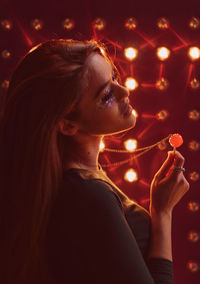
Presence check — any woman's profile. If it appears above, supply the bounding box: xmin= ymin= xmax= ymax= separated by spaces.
xmin=0 ymin=39 xmax=190 ymax=284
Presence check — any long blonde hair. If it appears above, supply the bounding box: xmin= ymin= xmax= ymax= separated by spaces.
xmin=0 ymin=39 xmax=116 ymax=283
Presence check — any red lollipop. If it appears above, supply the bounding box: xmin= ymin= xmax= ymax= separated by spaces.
xmin=169 ymin=133 xmax=183 ymax=150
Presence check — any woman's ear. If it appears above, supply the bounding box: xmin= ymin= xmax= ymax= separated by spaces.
xmin=57 ymin=119 xmax=79 ymax=136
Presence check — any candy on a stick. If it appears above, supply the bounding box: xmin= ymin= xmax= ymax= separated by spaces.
xmin=169 ymin=133 xmax=183 ymax=154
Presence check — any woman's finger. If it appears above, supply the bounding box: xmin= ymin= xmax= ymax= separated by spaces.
xmin=154 ymin=151 xmax=175 ymax=181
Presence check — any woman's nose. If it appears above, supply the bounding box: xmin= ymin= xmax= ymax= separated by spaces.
xmin=116 ymin=84 xmax=130 ymax=101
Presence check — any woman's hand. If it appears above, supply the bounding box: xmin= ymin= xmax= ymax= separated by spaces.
xmin=149 ymin=150 xmax=190 ymax=215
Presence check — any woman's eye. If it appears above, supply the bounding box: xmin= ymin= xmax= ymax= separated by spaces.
xmin=100 ymin=88 xmax=115 ymax=107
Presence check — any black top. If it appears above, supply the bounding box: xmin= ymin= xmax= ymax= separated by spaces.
xmin=45 ymin=164 xmax=174 ymax=284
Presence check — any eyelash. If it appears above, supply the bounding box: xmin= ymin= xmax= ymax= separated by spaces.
xmin=101 ymin=72 xmax=118 ymax=106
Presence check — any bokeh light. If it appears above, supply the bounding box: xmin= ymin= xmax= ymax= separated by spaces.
xmin=157 ymin=17 xmax=170 ymax=29
xmin=188 ymin=47 xmax=200 ymax=61
xmin=189 ymin=17 xmax=200 ymax=29
xmin=189 ymin=171 xmax=200 ymax=181
xmin=1 ymin=79 xmax=10 ymax=89
xmin=156 ymin=77 xmax=169 ymax=90
xmin=188 ymin=140 xmax=200 ymax=151
xmin=187 ymin=230 xmax=200 ymax=242
xmin=31 ymin=19 xmax=43 ymax=31
xmin=92 ymin=18 xmax=106 ymax=31
xmin=156 ymin=47 xmax=171 ymax=61
xmin=124 ymin=77 xmax=138 ymax=90
xmin=190 ymin=78 xmax=200 ymax=89
xmin=124 ymin=139 xmax=138 ymax=152
xmin=124 ymin=47 xmax=138 ymax=61
xmin=1 ymin=49 xmax=11 ymax=59
xmin=124 ymin=169 xmax=138 ymax=182
xmin=188 ymin=201 xmax=200 ymax=212
xmin=187 ymin=260 xmax=200 ymax=273
xmin=156 ymin=110 xmax=169 ymax=120
xmin=124 ymin=17 xmax=137 ymax=30
xmin=0 ymin=19 xmax=13 ymax=31
xmin=188 ymin=110 xmax=200 ymax=121
xmin=62 ymin=18 xmax=75 ymax=30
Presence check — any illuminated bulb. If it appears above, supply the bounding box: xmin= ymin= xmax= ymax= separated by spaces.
xmin=156 ymin=47 xmax=171 ymax=61
xmin=1 ymin=79 xmax=9 ymax=89
xmin=124 ymin=47 xmax=138 ymax=61
xmin=189 ymin=171 xmax=200 ymax=181
xmin=31 ymin=19 xmax=43 ymax=31
xmin=188 ymin=47 xmax=200 ymax=61
xmin=188 ymin=110 xmax=200 ymax=120
xmin=188 ymin=140 xmax=200 ymax=151
xmin=156 ymin=77 xmax=169 ymax=90
xmin=157 ymin=17 xmax=169 ymax=29
xmin=188 ymin=230 xmax=200 ymax=242
xmin=187 ymin=260 xmax=200 ymax=273
xmin=99 ymin=141 xmax=105 ymax=151
xmin=93 ymin=18 xmax=106 ymax=31
xmin=157 ymin=140 xmax=168 ymax=150
xmin=124 ymin=139 xmax=138 ymax=152
xmin=0 ymin=19 xmax=12 ymax=30
xmin=189 ymin=17 xmax=200 ymax=29
xmin=190 ymin=78 xmax=200 ymax=89
xmin=124 ymin=169 xmax=138 ymax=182
xmin=62 ymin=18 xmax=75 ymax=30
xmin=188 ymin=201 xmax=200 ymax=212
xmin=124 ymin=17 xmax=137 ymax=30
xmin=1 ymin=50 xmax=11 ymax=59
xmin=125 ymin=77 xmax=138 ymax=91
xmin=156 ymin=110 xmax=169 ymax=121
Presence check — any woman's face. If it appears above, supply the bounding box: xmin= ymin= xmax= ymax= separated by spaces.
xmin=76 ymin=52 xmax=136 ymax=136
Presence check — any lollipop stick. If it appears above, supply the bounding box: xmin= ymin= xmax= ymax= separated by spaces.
xmin=173 ymin=146 xmax=176 ymax=155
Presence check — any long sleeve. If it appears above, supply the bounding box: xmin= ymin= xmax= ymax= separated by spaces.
xmin=45 ymin=176 xmax=173 ymax=284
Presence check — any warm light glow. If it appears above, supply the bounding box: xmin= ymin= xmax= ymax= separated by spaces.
xmin=124 ymin=169 xmax=138 ymax=182
xmin=99 ymin=141 xmax=105 ymax=151
xmin=189 ymin=171 xmax=200 ymax=181
xmin=1 ymin=79 xmax=9 ymax=89
xmin=188 ymin=47 xmax=200 ymax=60
xmin=93 ymin=18 xmax=106 ymax=30
xmin=0 ymin=19 xmax=12 ymax=30
xmin=188 ymin=231 xmax=200 ymax=242
xmin=125 ymin=77 xmax=138 ymax=91
xmin=190 ymin=78 xmax=200 ymax=89
xmin=124 ymin=139 xmax=138 ymax=152
xmin=1 ymin=50 xmax=11 ymax=59
xmin=189 ymin=17 xmax=200 ymax=29
xmin=187 ymin=261 xmax=200 ymax=273
xmin=124 ymin=47 xmax=138 ymax=61
xmin=188 ymin=110 xmax=200 ymax=121
xmin=124 ymin=17 xmax=137 ymax=30
xmin=156 ymin=77 xmax=169 ymax=90
xmin=156 ymin=110 xmax=169 ymax=120
xmin=157 ymin=17 xmax=169 ymax=29
xmin=188 ymin=201 xmax=200 ymax=212
xmin=188 ymin=140 xmax=200 ymax=151
xmin=156 ymin=47 xmax=171 ymax=61
xmin=31 ymin=19 xmax=43 ymax=30
xmin=62 ymin=18 xmax=75 ymax=30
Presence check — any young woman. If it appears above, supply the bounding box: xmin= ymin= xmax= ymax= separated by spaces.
xmin=0 ymin=39 xmax=190 ymax=284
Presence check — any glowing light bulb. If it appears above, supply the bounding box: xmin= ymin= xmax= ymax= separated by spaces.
xmin=125 ymin=77 xmax=138 ymax=91
xmin=188 ymin=140 xmax=200 ymax=151
xmin=0 ymin=19 xmax=12 ymax=30
xmin=157 ymin=17 xmax=169 ymax=29
xmin=124 ymin=18 xmax=137 ymax=30
xmin=124 ymin=139 xmax=138 ymax=152
xmin=188 ymin=230 xmax=200 ymax=242
xmin=188 ymin=47 xmax=200 ymax=61
xmin=124 ymin=47 xmax=138 ymax=61
xmin=156 ymin=110 xmax=169 ymax=121
xmin=188 ymin=110 xmax=200 ymax=121
xmin=99 ymin=141 xmax=105 ymax=151
xmin=1 ymin=50 xmax=11 ymax=59
xmin=189 ymin=17 xmax=200 ymax=29
xmin=62 ymin=18 xmax=75 ymax=30
xmin=124 ymin=169 xmax=138 ymax=182
xmin=188 ymin=201 xmax=200 ymax=212
xmin=189 ymin=171 xmax=200 ymax=181
xmin=93 ymin=18 xmax=106 ymax=31
xmin=187 ymin=260 xmax=200 ymax=273
xmin=157 ymin=47 xmax=171 ymax=61
xmin=156 ymin=77 xmax=169 ymax=90
xmin=169 ymin=133 xmax=183 ymax=148
xmin=190 ymin=78 xmax=200 ymax=89
xmin=31 ymin=19 xmax=43 ymax=31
